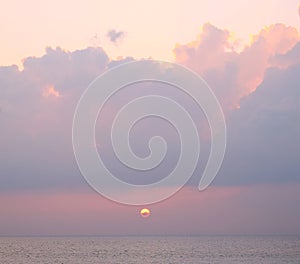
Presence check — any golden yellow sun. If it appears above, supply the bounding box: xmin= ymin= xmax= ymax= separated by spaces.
xmin=140 ymin=208 xmax=151 ymax=218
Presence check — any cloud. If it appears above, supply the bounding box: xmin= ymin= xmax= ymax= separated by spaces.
xmin=0 ymin=46 xmax=109 ymax=192
xmin=0 ymin=24 xmax=299 ymax=194
xmin=271 ymin=42 xmax=300 ymax=68
xmin=172 ymin=24 xmax=300 ymax=188
xmin=107 ymin=29 xmax=125 ymax=43
xmin=23 ymin=46 xmax=109 ymax=92
xmin=43 ymin=85 xmax=60 ymax=97
xmin=174 ymin=23 xmax=300 ymax=110
xmin=217 ymin=59 xmax=300 ymax=186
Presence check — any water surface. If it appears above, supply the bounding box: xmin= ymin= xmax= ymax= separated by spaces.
xmin=0 ymin=236 xmax=299 ymax=263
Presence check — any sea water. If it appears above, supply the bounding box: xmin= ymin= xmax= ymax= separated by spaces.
xmin=0 ymin=236 xmax=299 ymax=263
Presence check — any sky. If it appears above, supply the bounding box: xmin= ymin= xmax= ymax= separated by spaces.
xmin=0 ymin=1 xmax=300 ymax=235
xmin=1 ymin=0 xmax=300 ymax=66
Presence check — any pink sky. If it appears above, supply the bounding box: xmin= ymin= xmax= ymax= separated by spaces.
xmin=0 ymin=1 xmax=300 ymax=236
xmin=1 ymin=0 xmax=300 ymax=66
xmin=0 ymin=185 xmax=299 ymax=236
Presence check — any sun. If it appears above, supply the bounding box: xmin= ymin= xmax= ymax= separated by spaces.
xmin=140 ymin=208 xmax=151 ymax=218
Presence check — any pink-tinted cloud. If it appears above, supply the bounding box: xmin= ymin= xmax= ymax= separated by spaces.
xmin=174 ymin=23 xmax=233 ymax=74
xmin=174 ymin=23 xmax=300 ymax=110
xmin=43 ymin=85 xmax=60 ymax=97
xmin=1 ymin=24 xmax=299 ymax=193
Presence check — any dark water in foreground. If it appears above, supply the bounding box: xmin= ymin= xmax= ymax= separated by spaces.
xmin=0 ymin=236 xmax=299 ymax=263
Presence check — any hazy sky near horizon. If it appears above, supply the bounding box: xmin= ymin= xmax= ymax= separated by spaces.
xmin=0 ymin=1 xmax=300 ymax=235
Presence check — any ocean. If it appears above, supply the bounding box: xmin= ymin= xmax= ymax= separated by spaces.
xmin=0 ymin=236 xmax=299 ymax=263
